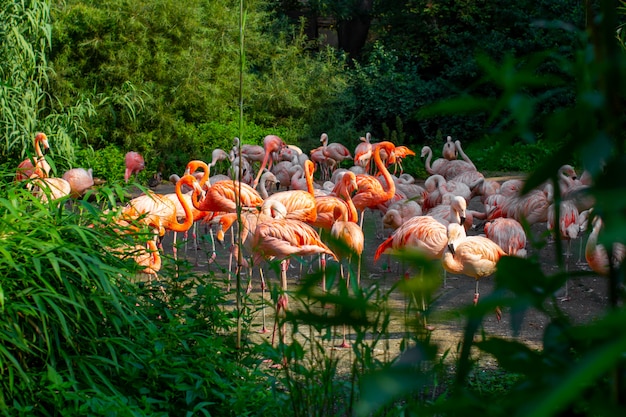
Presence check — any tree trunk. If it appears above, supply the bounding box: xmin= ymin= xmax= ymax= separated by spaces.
xmin=336 ymin=0 xmax=373 ymax=60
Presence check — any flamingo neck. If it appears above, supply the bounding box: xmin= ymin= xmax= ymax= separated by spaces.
xmin=424 ymin=147 xmax=434 ymax=174
xmin=35 ymin=139 xmax=44 ymax=158
xmin=305 ymin=163 xmax=315 ymax=195
xmin=374 ymin=145 xmax=395 ymax=200
xmin=146 ymin=240 xmax=162 ymax=274
xmin=171 ymin=179 xmax=195 ymax=232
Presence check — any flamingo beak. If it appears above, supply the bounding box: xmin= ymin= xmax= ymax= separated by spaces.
xmin=460 ymin=216 xmax=466 ymax=225
xmin=448 ymin=243 xmax=455 ymax=255
xmin=216 ymin=228 xmax=225 ymax=245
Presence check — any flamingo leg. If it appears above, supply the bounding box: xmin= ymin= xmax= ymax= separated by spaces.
xmin=271 ymin=260 xmax=289 ymax=346
xmin=259 ymin=267 xmax=269 ymax=334
xmin=337 ymin=261 xmax=351 ymax=349
xmin=473 ymin=280 xmax=480 ymax=305
xmin=560 ymin=240 xmax=572 ymax=302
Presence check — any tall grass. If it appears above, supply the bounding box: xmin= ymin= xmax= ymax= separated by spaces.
xmin=0 ymin=165 xmax=278 ymax=415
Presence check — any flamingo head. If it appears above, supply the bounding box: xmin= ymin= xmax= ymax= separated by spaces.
xmin=35 ymin=132 xmax=50 ymax=152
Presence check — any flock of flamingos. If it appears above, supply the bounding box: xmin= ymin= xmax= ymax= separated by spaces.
xmin=15 ymin=131 xmax=624 ymax=338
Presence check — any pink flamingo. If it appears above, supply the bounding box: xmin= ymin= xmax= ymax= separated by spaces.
xmin=62 ymin=168 xmax=94 ymax=198
xmin=262 ymin=160 xmax=317 ymax=224
xmin=442 ymin=222 xmax=506 ymax=319
xmin=442 ymin=136 xmax=457 ymax=160
xmin=484 ymin=218 xmax=527 ymax=257
xmin=547 ymin=199 xmax=583 ymax=301
xmin=585 ymin=216 xmax=626 ymax=276
xmin=252 ymin=135 xmax=287 ymax=188
xmin=354 ymin=132 xmax=373 ymax=172
xmin=320 ymin=133 xmax=353 ymax=174
xmin=382 ymin=199 xmax=423 ymax=232
xmin=124 ymin=151 xmax=145 ymax=183
xmin=374 ymin=215 xmax=448 ymax=329
xmin=329 ymin=205 xmax=364 ymax=348
xmin=16 ymin=132 xmax=50 ymax=181
xmin=28 ymin=177 xmax=72 ymax=203
xmin=251 ymin=217 xmax=337 ymax=346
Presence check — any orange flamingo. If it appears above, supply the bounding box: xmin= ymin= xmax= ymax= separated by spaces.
xmin=115 ymin=240 xmax=162 ymax=277
xmin=585 ymin=216 xmax=626 ymax=276
xmin=16 ymin=132 xmax=50 ymax=181
xmin=251 ymin=217 xmax=337 ymax=345
xmin=484 ymin=218 xmax=527 ymax=257
xmin=62 ymin=168 xmax=94 ymax=198
xmin=442 ymin=222 xmax=506 ymax=320
xmin=352 ymin=141 xmax=397 ymax=227
xmin=311 ymin=171 xmax=359 ymax=230
xmin=185 ymin=160 xmax=264 ymax=215
xmin=252 ymin=135 xmax=287 ymax=188
xmin=124 ymin=151 xmax=145 ymax=183
xmin=121 ymin=174 xmax=204 ymax=239
xmin=392 ymin=145 xmax=415 ymax=175
xmin=311 ymin=171 xmax=359 ymax=291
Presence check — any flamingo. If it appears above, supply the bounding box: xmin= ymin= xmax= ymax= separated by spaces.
xmin=329 ymin=205 xmax=364 ymax=348
xmin=62 ymin=168 xmax=95 ymax=198
xmin=215 ymin=201 xmax=288 ymax=332
xmin=442 ymin=222 xmax=506 ymax=319
xmin=311 ymin=171 xmax=359 ymax=230
xmin=16 ymin=132 xmax=50 ymax=181
xmin=374 ymin=215 xmax=448 ymax=329
xmin=585 ymin=216 xmax=626 ymax=276
xmin=209 ymin=148 xmax=231 ymax=171
xmin=311 ymin=171 xmax=359 ymax=290
xmin=121 ymin=174 xmax=204 ymax=241
xmin=354 ymin=132 xmax=373 ymax=172
xmin=114 ymin=240 xmax=162 ymax=277
xmin=421 ymin=142 xmax=475 ymax=180
xmin=252 ymin=135 xmax=287 ymax=188
xmin=262 ymin=160 xmax=317 ymax=224
xmin=162 ymin=188 xmax=209 ymax=262
xmin=124 ymin=151 xmax=145 ymax=183
xmin=547 ymin=199 xmax=583 ymax=301
xmin=185 ymin=160 xmax=264 ymax=215
xmin=320 ymin=133 xmax=353 ymax=173
xmin=395 ymin=173 xmax=427 ymax=201
xmin=381 ymin=198 xmax=423 ymax=232
xmin=392 ymin=146 xmax=416 ymax=175
xmin=256 ymin=170 xmax=280 ymax=199
xmin=28 ymin=177 xmax=72 ymax=203
xmin=420 ymin=145 xmax=448 ymax=177
xmin=484 ymin=218 xmax=527 ymax=257
xmin=442 ymin=136 xmax=457 ymax=160
xmin=352 ymin=141 xmax=397 ymax=228
xmin=251 ymin=217 xmax=337 ymax=345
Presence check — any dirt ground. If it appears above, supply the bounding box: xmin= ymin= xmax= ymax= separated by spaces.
xmin=145 ymin=174 xmax=609 ymax=368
